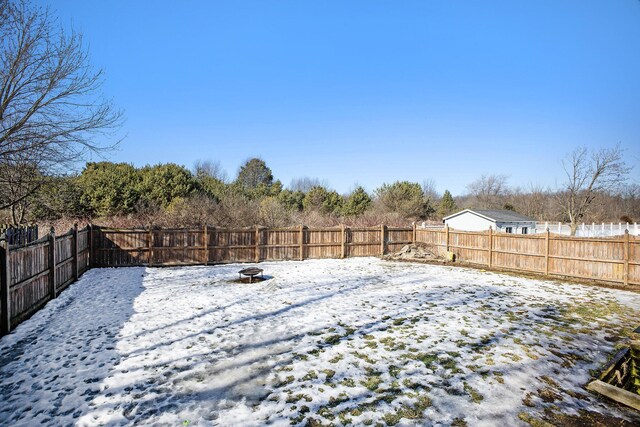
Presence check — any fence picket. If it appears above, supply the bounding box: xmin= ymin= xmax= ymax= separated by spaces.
xmin=1 ymin=241 xmax=10 ymax=334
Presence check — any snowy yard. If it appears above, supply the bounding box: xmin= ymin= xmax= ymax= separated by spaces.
xmin=1 ymin=258 xmax=639 ymax=426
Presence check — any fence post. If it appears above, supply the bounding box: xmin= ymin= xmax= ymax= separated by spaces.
xmin=545 ymin=228 xmax=550 ymax=276
xmin=88 ymin=224 xmax=94 ymax=268
xmin=72 ymin=223 xmax=79 ymax=281
xmin=445 ymin=225 xmax=450 ymax=252
xmin=203 ymin=225 xmax=208 ymax=266
xmin=148 ymin=224 xmax=153 ymax=267
xmin=340 ymin=224 xmax=346 ymax=259
xmin=255 ymin=226 xmax=260 ymax=263
xmin=412 ymin=222 xmax=417 ymax=244
xmin=380 ymin=224 xmax=387 ymax=255
xmin=49 ymin=227 xmax=57 ymax=299
xmin=488 ymin=227 xmax=493 ymax=267
xmin=211 ymin=227 xmax=217 ymax=263
xmin=0 ymin=240 xmax=10 ymax=335
xmin=299 ymin=225 xmax=305 ymax=261
xmin=623 ymin=230 xmax=629 ymax=287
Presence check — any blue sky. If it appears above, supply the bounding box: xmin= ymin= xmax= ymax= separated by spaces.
xmin=40 ymin=0 xmax=640 ymax=195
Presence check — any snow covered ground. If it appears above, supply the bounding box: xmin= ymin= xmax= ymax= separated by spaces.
xmin=1 ymin=258 xmax=639 ymax=426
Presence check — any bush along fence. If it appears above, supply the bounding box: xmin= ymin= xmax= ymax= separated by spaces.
xmin=1 ymin=224 xmax=90 ymax=335
xmin=1 ymin=223 xmax=639 ymax=336
xmin=0 ymin=224 xmax=38 ymax=246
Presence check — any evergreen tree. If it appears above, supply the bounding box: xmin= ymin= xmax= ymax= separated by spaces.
xmin=278 ymin=189 xmax=305 ymax=211
xmin=236 ymin=158 xmax=273 ymax=189
xmin=234 ymin=158 xmax=281 ymax=199
xmin=342 ymin=186 xmax=372 ymax=216
xmin=437 ymin=189 xmax=457 ymax=218
xmin=375 ymin=181 xmax=434 ymax=219
xmin=137 ymin=163 xmax=197 ymax=209
xmin=78 ymin=162 xmax=141 ymax=216
xmin=303 ymin=186 xmax=344 ymax=215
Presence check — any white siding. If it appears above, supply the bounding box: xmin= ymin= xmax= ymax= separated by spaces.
xmin=495 ymin=221 xmax=537 ymax=234
xmin=445 ymin=213 xmax=495 ymax=231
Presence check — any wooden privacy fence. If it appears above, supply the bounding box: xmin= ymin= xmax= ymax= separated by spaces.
xmin=1 ymin=224 xmax=90 ymax=335
xmin=91 ymin=225 xmax=413 ymax=266
xmin=2 ymin=223 xmax=639 ymax=337
xmin=0 ymin=224 xmax=38 ymax=246
xmin=416 ymin=226 xmax=640 ymax=288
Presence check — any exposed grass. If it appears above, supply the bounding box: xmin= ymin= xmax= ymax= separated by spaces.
xmin=402 ymin=352 xmax=438 ymax=368
xmin=324 ymin=334 xmax=342 ymax=345
xmin=339 ymin=377 xmax=356 ymax=387
xmin=463 ymin=382 xmax=484 ymax=403
xmin=321 ymin=369 xmax=336 ymax=380
xmin=328 ymin=354 xmax=344 ymax=364
xmin=360 ymin=370 xmax=383 ymax=391
xmin=251 ymin=263 xmax=639 ymax=426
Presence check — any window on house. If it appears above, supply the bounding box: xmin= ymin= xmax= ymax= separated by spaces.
xmin=505 ymin=227 xmax=513 ymax=233
xmin=522 ymin=227 xmax=528 ymax=235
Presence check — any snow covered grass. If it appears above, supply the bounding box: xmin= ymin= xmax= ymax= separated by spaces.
xmin=1 ymin=257 xmax=639 ymax=426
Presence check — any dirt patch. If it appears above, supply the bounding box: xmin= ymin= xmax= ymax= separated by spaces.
xmin=384 ymin=243 xmax=444 ymax=261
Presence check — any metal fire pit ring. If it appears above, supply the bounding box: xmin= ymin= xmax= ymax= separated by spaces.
xmin=238 ymin=267 xmax=264 ymax=283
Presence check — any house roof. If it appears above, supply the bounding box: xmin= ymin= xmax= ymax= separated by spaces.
xmin=443 ymin=209 xmax=536 ymax=223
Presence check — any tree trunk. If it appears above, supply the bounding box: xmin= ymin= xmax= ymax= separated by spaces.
xmin=569 ymin=222 xmax=578 ymax=236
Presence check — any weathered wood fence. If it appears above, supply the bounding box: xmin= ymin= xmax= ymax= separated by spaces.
xmin=0 ymin=224 xmax=38 ymax=246
xmin=91 ymin=225 xmax=413 ymax=266
xmin=2 ymin=223 xmax=639 ymax=337
xmin=416 ymin=226 xmax=640 ymax=288
xmin=1 ymin=225 xmax=90 ymax=335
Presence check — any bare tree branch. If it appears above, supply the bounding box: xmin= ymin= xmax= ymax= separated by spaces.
xmin=558 ymin=145 xmax=631 ymax=235
xmin=0 ymin=0 xmax=123 ymax=217
xmin=466 ymin=174 xmax=509 ymax=209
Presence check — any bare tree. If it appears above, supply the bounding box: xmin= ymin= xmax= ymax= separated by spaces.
xmin=0 ymin=157 xmax=40 ymax=223
xmin=289 ymin=176 xmax=327 ymax=192
xmin=0 ymin=0 xmax=122 ymax=215
xmin=559 ymin=145 xmax=630 ymax=235
xmin=421 ymin=179 xmax=440 ymax=201
xmin=193 ymin=159 xmax=227 ymax=182
xmin=466 ymin=174 xmax=509 ymax=209
xmin=509 ymin=183 xmax=550 ymax=220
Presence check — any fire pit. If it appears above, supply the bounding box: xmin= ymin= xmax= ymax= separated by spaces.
xmin=238 ymin=267 xmax=264 ymax=283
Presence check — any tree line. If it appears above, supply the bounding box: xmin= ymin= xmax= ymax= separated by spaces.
xmin=8 ymin=158 xmax=437 ymax=228
xmin=3 ymin=151 xmax=637 ymax=236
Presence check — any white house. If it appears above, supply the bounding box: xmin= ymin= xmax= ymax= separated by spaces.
xmin=443 ymin=209 xmax=537 ymax=234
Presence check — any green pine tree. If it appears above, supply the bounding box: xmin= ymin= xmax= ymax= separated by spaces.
xmin=437 ymin=189 xmax=457 ymax=218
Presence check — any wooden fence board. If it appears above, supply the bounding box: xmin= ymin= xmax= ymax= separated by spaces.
xmin=264 ymin=229 xmax=300 ymax=260
xmin=78 ymin=229 xmax=90 ymax=274
xmin=414 ymin=228 xmax=639 ymax=287
xmin=449 ymin=231 xmax=489 ymax=265
xmin=1 ymin=224 xmax=38 ymax=246
xmin=93 ymin=227 xmax=149 ymax=267
xmin=0 ymin=225 xmax=94 ymax=333
xmin=492 ymin=234 xmax=546 ymax=273
xmin=386 ymin=228 xmax=413 ymax=254
xmin=349 ymin=228 xmax=382 ymax=257
xmin=306 ymin=229 xmax=341 ymax=259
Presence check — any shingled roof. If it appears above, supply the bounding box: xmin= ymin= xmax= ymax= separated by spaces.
xmin=443 ymin=209 xmax=536 ymax=223
xmin=472 ymin=209 xmax=536 ymax=222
